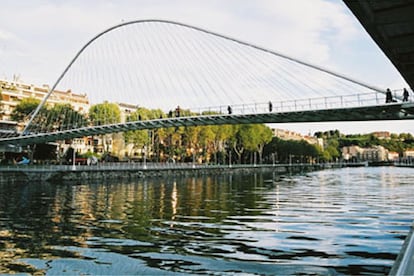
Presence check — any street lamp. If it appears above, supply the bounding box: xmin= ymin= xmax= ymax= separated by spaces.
xmin=143 ymin=145 xmax=147 ymax=169
xmin=72 ymin=144 xmax=76 ymax=171
xmin=192 ymin=148 xmax=195 ymax=168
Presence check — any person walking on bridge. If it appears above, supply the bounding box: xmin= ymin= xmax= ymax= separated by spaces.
xmin=175 ymin=106 xmax=181 ymax=117
xmin=385 ymin=88 xmax=393 ymax=103
xmin=403 ymin=88 xmax=409 ymax=102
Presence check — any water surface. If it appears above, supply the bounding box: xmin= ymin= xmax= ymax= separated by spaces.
xmin=0 ymin=166 xmax=413 ymax=275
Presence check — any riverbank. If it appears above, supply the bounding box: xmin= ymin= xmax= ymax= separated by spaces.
xmin=0 ymin=162 xmax=365 ymax=183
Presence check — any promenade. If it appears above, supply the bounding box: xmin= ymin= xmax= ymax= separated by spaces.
xmin=0 ymin=162 xmax=364 ymax=183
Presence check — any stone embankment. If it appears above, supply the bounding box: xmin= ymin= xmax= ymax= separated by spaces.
xmin=0 ymin=162 xmax=366 ymax=183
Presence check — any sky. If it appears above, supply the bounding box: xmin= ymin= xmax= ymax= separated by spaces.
xmin=0 ymin=0 xmax=412 ymax=135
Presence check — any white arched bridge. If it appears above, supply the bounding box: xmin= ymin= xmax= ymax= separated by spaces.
xmin=1 ymin=19 xmax=413 ymax=147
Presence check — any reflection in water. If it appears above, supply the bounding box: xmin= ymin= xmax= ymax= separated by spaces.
xmin=0 ymin=167 xmax=413 ymax=275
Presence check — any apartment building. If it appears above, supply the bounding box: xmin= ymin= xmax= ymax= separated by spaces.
xmin=342 ymin=145 xmax=390 ymax=162
xmin=0 ymin=79 xmax=90 ymax=122
xmin=272 ymin=128 xmax=324 ymax=148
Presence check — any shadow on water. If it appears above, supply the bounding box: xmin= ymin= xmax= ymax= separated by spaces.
xmin=0 ymin=167 xmax=413 ymax=275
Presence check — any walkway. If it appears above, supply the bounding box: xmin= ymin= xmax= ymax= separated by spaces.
xmin=1 ymin=101 xmax=413 ymax=147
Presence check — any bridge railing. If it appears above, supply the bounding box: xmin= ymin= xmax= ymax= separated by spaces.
xmin=196 ymin=91 xmax=392 ymax=116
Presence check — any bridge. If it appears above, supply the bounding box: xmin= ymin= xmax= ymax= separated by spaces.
xmin=1 ymin=19 xmax=413 ymax=147
xmin=344 ymin=0 xmax=414 ymax=89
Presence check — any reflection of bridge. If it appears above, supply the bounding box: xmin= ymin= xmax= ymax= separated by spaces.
xmin=1 ymin=18 xmax=414 ymax=147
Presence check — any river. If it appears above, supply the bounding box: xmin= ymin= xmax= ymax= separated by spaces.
xmin=0 ymin=166 xmax=413 ymax=275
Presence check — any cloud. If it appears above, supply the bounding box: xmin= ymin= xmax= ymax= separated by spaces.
xmin=1 ymin=0 xmax=360 ymax=82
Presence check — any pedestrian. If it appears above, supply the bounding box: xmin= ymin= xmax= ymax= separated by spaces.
xmin=268 ymin=101 xmax=273 ymax=112
xmin=227 ymin=105 xmax=232 ymax=114
xmin=403 ymin=88 xmax=409 ymax=102
xmin=175 ymin=106 xmax=181 ymax=117
xmin=385 ymin=88 xmax=393 ymax=103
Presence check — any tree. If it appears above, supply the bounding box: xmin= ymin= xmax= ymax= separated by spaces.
xmin=10 ymin=97 xmax=50 ymax=133
xmin=47 ymin=103 xmax=88 ymax=131
xmin=11 ymin=97 xmax=42 ymax=121
xmin=198 ymin=125 xmax=215 ymax=163
xmin=254 ymin=125 xmax=273 ymax=163
xmin=89 ymin=101 xmax=121 ymax=126
xmin=263 ymin=137 xmax=323 ymax=164
xmin=230 ymin=125 xmax=244 ymax=164
xmin=323 ymin=139 xmax=340 ymax=161
xmin=238 ymin=124 xmax=273 ymax=164
xmin=210 ymin=124 xmax=233 ymax=164
xmin=89 ymin=102 xmax=121 ymax=153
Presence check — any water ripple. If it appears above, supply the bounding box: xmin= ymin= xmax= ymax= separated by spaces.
xmin=1 ymin=167 xmax=413 ymax=275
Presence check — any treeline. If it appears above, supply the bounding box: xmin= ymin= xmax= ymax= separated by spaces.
xmin=10 ymin=98 xmax=413 ymax=164
xmin=315 ymin=130 xmax=414 ymax=156
xmin=10 ymin=98 xmax=330 ymax=164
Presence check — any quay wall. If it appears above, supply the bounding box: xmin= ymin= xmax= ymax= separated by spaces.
xmin=0 ymin=163 xmax=353 ymax=183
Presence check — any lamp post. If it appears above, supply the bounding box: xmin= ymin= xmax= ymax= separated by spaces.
xmin=192 ymin=148 xmax=195 ymax=168
xmin=143 ymin=145 xmax=147 ymax=169
xmin=254 ymin=152 xmax=257 ymax=167
xmin=72 ymin=144 xmax=76 ymax=171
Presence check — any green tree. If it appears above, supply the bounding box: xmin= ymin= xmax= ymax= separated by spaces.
xmin=263 ymin=137 xmax=323 ymax=164
xmin=124 ymin=107 xmax=151 ymax=157
xmin=47 ymin=103 xmax=88 ymax=131
xmin=89 ymin=101 xmax=121 ymax=126
xmin=89 ymin=102 xmax=121 ymax=153
xmin=198 ymin=125 xmax=216 ymax=163
xmin=323 ymin=139 xmax=340 ymax=161
xmin=11 ymin=97 xmax=41 ymax=121
xmin=239 ymin=124 xmax=273 ymax=163
xmin=11 ymin=97 xmax=50 ymax=133
xmin=230 ymin=125 xmax=244 ymax=164
xmin=210 ymin=124 xmax=233 ymax=164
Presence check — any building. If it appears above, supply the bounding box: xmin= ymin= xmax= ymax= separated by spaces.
xmin=372 ymin=131 xmax=391 ymax=139
xmin=0 ymin=79 xmax=90 ymax=122
xmin=117 ymin=102 xmax=139 ymax=123
xmin=272 ymin=128 xmax=323 ymax=148
xmin=0 ymin=78 xmax=92 ymax=157
xmin=403 ymin=149 xmax=414 ymax=160
xmin=388 ymin=151 xmax=399 ymax=161
xmin=342 ymin=145 xmax=363 ymax=161
xmin=342 ymin=145 xmax=389 ymax=162
xmin=361 ymin=145 xmax=388 ymax=162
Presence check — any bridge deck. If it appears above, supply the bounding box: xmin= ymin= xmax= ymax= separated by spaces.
xmin=0 ymin=102 xmax=413 ymax=147
xmin=344 ymin=0 xmax=414 ymax=89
